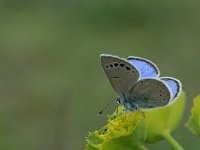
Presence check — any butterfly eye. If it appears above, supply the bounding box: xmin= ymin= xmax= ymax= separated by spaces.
xmin=110 ymin=64 xmax=113 ymax=67
xmin=106 ymin=65 xmax=109 ymax=68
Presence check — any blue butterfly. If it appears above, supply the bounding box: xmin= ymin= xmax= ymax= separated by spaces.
xmin=100 ymin=54 xmax=182 ymax=112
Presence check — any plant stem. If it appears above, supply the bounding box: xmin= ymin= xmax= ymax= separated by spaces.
xmin=162 ymin=131 xmax=183 ymax=150
xmin=141 ymin=145 xmax=148 ymax=150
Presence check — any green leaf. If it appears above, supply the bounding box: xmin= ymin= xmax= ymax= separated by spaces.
xmin=185 ymin=95 xmax=200 ymax=136
xmin=86 ymin=111 xmax=148 ymax=150
xmin=144 ymin=92 xmax=186 ymax=145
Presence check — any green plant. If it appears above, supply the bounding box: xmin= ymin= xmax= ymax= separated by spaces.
xmin=186 ymin=95 xmax=200 ymax=136
xmin=86 ymin=92 xmax=186 ymax=150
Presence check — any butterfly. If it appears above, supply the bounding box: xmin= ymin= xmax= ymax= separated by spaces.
xmin=100 ymin=54 xmax=182 ymax=112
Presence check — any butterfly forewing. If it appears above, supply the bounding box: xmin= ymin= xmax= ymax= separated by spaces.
xmin=101 ymin=54 xmax=140 ymax=97
xmin=128 ymin=78 xmax=172 ymax=108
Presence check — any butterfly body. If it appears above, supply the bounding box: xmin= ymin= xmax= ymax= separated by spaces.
xmin=100 ymin=54 xmax=182 ymax=112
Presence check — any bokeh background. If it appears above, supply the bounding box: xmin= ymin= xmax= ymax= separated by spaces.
xmin=1 ymin=0 xmax=200 ymax=150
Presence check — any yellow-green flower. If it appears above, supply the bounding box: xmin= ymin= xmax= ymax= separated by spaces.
xmin=86 ymin=110 xmax=147 ymax=150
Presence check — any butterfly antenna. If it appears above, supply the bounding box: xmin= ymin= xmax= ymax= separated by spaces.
xmin=98 ymin=100 xmax=115 ymax=115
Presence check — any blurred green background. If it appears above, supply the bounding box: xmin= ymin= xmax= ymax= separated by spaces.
xmin=0 ymin=0 xmax=200 ymax=150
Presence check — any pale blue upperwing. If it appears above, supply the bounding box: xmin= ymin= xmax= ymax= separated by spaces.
xmin=127 ymin=56 xmax=160 ymax=79
xmin=160 ymin=77 xmax=182 ymax=100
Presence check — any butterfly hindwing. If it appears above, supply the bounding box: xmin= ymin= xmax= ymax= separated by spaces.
xmin=101 ymin=54 xmax=140 ymax=97
xmin=160 ymin=77 xmax=182 ymax=101
xmin=128 ymin=78 xmax=172 ymax=108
